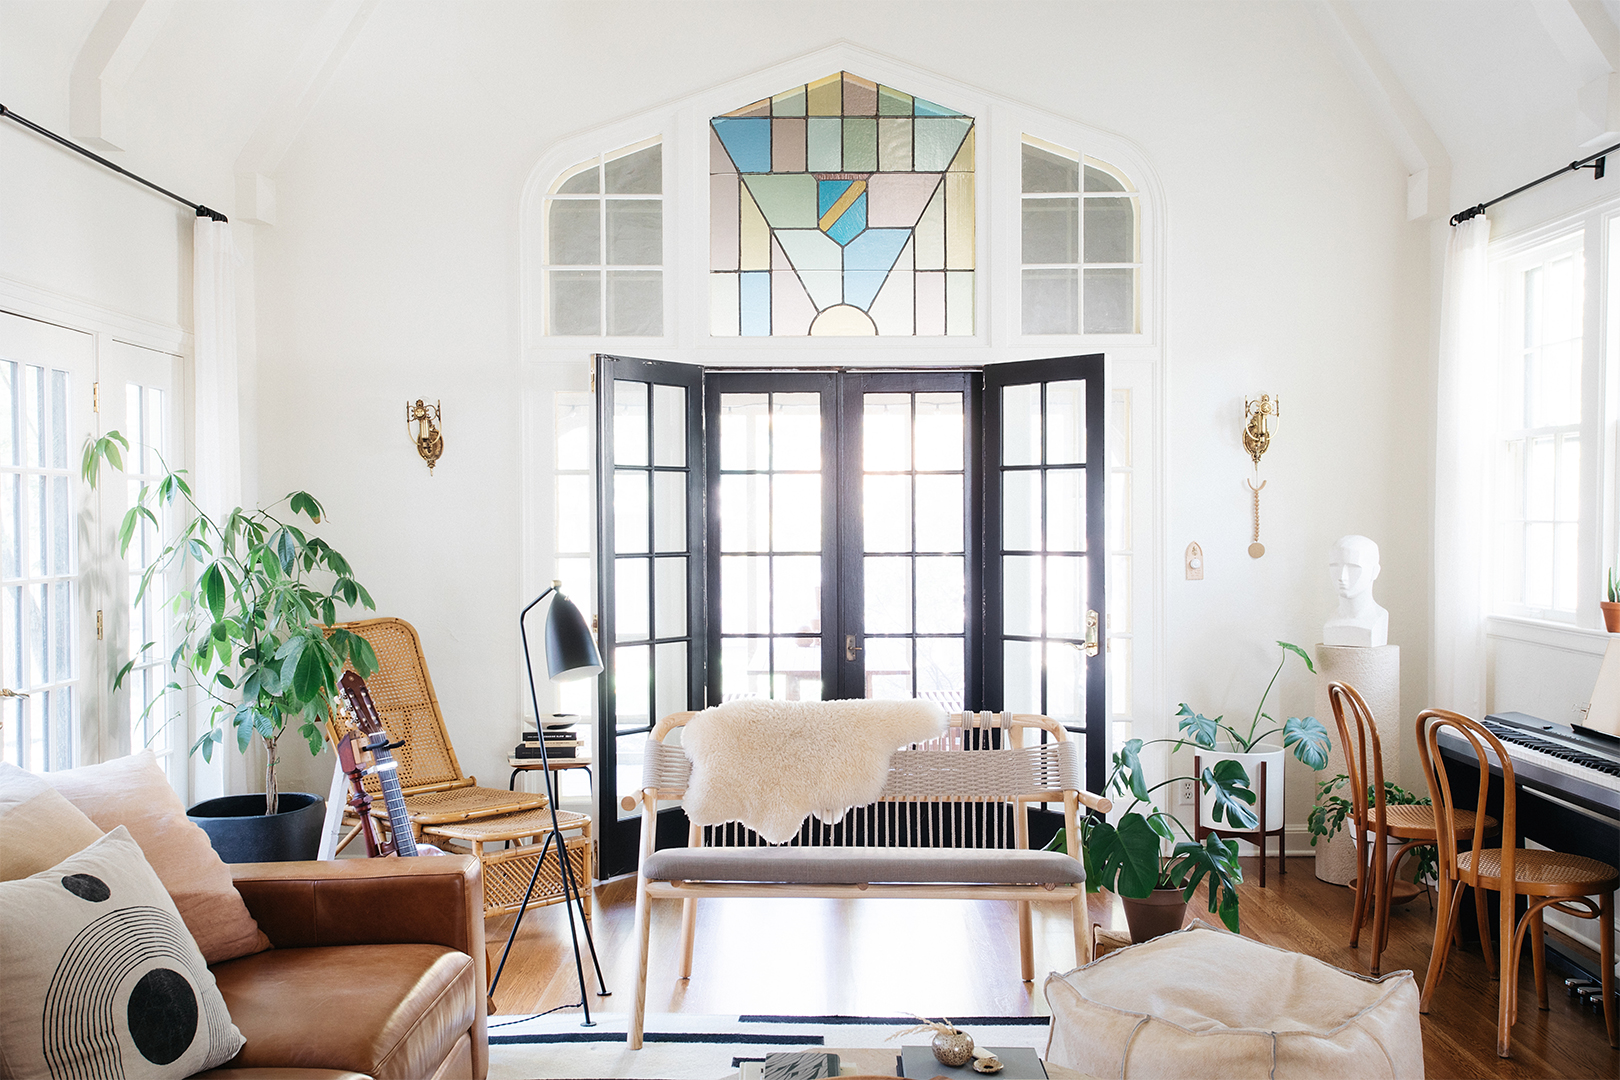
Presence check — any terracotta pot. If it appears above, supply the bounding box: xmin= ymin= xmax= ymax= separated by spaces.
xmin=1120 ymin=887 xmax=1188 ymax=943
xmin=1602 ymin=601 xmax=1620 ymax=633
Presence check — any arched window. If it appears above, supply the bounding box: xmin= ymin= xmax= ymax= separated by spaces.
xmin=542 ymin=139 xmax=663 ymax=336
xmin=1020 ymin=137 xmax=1139 ymax=335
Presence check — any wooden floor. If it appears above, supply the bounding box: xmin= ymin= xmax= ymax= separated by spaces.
xmin=487 ymin=856 xmax=1618 ymax=1079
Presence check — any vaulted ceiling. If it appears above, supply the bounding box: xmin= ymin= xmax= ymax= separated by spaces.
xmin=9 ymin=0 xmax=1620 ymax=223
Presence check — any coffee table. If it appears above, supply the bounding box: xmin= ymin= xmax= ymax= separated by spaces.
xmin=734 ymin=1048 xmax=1096 ymax=1078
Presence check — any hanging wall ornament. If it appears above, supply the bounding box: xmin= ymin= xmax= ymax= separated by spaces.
xmin=1243 ymin=395 xmax=1278 ymax=558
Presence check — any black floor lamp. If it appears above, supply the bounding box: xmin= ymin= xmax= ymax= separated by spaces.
xmin=488 ymin=580 xmax=610 ymax=1024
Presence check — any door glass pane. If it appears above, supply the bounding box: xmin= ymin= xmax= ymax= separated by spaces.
xmin=721 ymin=637 xmax=771 ymax=700
xmin=772 ymin=474 xmax=820 ymax=550
xmin=1047 ymin=641 xmax=1081 ymax=720
xmin=1047 ymin=468 xmax=1086 ymax=552
xmin=864 ymin=394 xmax=911 ymax=471
xmin=916 ymin=638 xmax=964 ymax=710
xmin=915 ymin=474 xmax=963 ymax=552
xmin=773 ymin=394 xmax=822 ymax=470
xmin=654 ymin=556 xmax=687 ymax=638
xmin=1004 ymin=555 xmax=1041 ymax=637
xmin=616 ymin=557 xmax=649 ymax=641
xmin=655 ymin=641 xmax=687 ymax=720
xmin=1047 ymin=555 xmax=1086 ymax=638
xmin=865 ymin=637 xmax=911 ymax=700
xmin=772 ymin=637 xmax=822 ymax=700
xmin=1002 ymin=384 xmax=1040 ymax=465
xmin=614 ymin=380 xmax=648 ymax=465
xmin=721 ymin=555 xmax=769 ymax=634
xmin=719 ymin=474 xmax=769 ymax=551
xmin=914 ymin=393 xmax=963 ymax=471
xmin=915 ymin=557 xmax=964 ymax=634
xmin=1004 ymin=639 xmax=1040 ymax=712
xmin=616 ymin=732 xmax=645 ymax=821
xmin=652 ymin=384 xmax=686 ymax=467
xmin=615 ymin=470 xmax=649 ymax=553
xmin=772 ymin=555 xmax=821 ymax=635
xmin=863 ymin=475 xmax=910 ymax=552
xmin=1003 ymin=471 xmax=1040 ymax=552
xmin=719 ymin=394 xmax=770 ymax=469
xmin=864 ymin=555 xmax=911 ymax=634
xmin=653 ymin=472 xmax=686 ymax=552
xmin=614 ymin=644 xmax=650 ymax=730
xmin=1046 ymin=380 xmax=1085 ymax=464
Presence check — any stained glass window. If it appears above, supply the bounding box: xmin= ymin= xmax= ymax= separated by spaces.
xmin=544 ymin=140 xmax=663 ymax=336
xmin=710 ymin=72 xmax=975 ymax=337
xmin=1021 ymin=138 xmax=1139 ymax=335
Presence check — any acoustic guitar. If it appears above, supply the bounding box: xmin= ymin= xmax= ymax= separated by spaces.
xmin=338 ymin=670 xmax=440 ymax=856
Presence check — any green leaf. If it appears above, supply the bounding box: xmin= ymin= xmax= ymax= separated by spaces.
xmin=1101 ymin=812 xmax=1165 ymax=898
xmin=1282 ymin=714 xmax=1332 ymax=770
xmin=1112 ymin=738 xmax=1149 ymax=802
xmin=201 ymin=563 xmax=226 ymax=622
xmin=1202 ymin=758 xmax=1259 ymax=830
xmin=1175 ymin=704 xmax=1220 ymax=749
xmin=351 ymin=637 xmax=378 ymax=678
xmin=289 ymin=492 xmax=324 ymax=523
xmin=292 ymin=645 xmax=323 ymax=703
xmin=112 ymin=658 xmax=137 ymax=692
xmin=1277 ymin=640 xmax=1315 ymax=675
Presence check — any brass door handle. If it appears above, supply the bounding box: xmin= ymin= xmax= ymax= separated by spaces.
xmin=845 ymin=634 xmax=862 ymax=661
xmin=0 ymin=688 xmax=29 ymax=699
xmin=1084 ymin=611 xmax=1100 ymax=657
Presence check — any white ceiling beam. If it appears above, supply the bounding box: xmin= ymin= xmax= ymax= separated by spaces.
xmin=1536 ymin=1 xmax=1620 ymax=147
xmin=233 ymin=0 xmax=376 ymax=225
xmin=69 ymin=0 xmax=175 ymax=151
xmin=1311 ymin=1 xmax=1451 ymax=221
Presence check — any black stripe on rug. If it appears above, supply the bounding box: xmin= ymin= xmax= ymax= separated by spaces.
xmin=490 ymin=1032 xmax=827 ymax=1045
xmin=738 ymin=1014 xmax=1050 ymax=1026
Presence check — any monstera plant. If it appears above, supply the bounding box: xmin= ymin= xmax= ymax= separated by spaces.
xmin=1173 ymin=641 xmax=1332 ymax=766
xmin=84 ymin=432 xmax=378 ymax=815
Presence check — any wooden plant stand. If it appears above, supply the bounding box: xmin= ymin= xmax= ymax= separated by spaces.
xmin=1192 ymin=753 xmax=1285 ymax=887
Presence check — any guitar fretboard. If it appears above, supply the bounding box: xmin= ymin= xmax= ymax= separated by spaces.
xmin=370 ymin=751 xmax=417 ymax=856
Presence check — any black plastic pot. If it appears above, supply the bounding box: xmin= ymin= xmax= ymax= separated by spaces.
xmin=186 ymin=792 xmax=325 ymax=863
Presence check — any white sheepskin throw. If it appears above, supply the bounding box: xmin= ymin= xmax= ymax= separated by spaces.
xmin=681 ymin=698 xmax=947 ymax=844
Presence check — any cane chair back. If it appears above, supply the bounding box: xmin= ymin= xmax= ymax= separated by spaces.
xmin=326 ymin=617 xmax=545 ymax=826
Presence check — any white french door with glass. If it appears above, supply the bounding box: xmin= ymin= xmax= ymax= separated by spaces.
xmin=1 ymin=310 xmax=183 ymax=785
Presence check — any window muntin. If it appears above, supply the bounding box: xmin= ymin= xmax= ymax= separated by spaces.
xmin=1020 ymin=139 xmax=1140 ymax=335
xmin=1494 ymin=234 xmax=1585 ymax=619
xmin=543 ymin=140 xmax=663 ymax=337
xmin=709 ymin=71 xmax=975 ymax=337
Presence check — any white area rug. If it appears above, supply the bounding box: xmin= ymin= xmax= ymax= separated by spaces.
xmin=486 ymin=1012 xmax=1051 ymax=1079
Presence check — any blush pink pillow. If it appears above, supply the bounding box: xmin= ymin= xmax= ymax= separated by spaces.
xmin=44 ymin=751 xmax=270 ymax=964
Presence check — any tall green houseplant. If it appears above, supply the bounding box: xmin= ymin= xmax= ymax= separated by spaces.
xmin=85 ymin=433 xmax=378 ymax=814
xmin=1174 ymin=641 xmax=1331 ymax=766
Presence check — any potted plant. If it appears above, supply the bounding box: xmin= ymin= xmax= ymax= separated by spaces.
xmin=84 ymin=432 xmax=378 ymax=861
xmin=1604 ymin=569 xmax=1620 ymax=632
xmin=1306 ymin=775 xmax=1439 ymax=890
xmin=1055 ymin=737 xmax=1254 ymax=940
xmin=1174 ymin=641 xmax=1332 ymax=834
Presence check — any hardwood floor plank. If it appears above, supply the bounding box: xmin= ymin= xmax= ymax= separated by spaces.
xmin=487 ymin=857 xmax=1618 ymax=1078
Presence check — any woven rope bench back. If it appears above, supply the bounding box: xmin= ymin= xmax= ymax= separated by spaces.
xmin=641 ymin=710 xmax=1079 ymax=849
xmin=328 ymin=617 xmax=466 ymax=793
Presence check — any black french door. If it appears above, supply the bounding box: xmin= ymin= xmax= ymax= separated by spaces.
xmin=594 ymin=354 xmax=1104 ymax=876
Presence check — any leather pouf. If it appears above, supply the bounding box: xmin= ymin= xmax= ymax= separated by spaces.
xmin=1044 ymin=925 xmax=1424 ymax=1078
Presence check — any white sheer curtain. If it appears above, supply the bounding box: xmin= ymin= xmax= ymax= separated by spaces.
xmin=193 ymin=215 xmax=241 ymax=521
xmin=1431 ymin=214 xmax=1492 ymax=716
xmin=191 ymin=214 xmax=243 ymax=802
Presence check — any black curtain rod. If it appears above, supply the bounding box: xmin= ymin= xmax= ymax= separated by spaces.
xmin=1451 ymin=139 xmax=1619 ymax=226
xmin=0 ymin=102 xmax=226 ymax=223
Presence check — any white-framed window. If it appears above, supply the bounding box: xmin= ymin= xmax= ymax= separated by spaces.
xmin=542 ymin=140 xmax=663 ymax=337
xmin=1489 ymin=213 xmax=1620 ymax=628
xmin=1020 ymin=137 xmax=1140 ymax=335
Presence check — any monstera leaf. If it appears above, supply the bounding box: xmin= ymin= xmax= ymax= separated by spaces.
xmin=1089 ymin=812 xmax=1164 ymax=899
xmin=1166 ymin=834 xmax=1243 ymax=932
xmin=1110 ymin=738 xmax=1150 ymax=801
xmin=1201 ymin=758 xmax=1259 ymax=830
xmin=1175 ymin=704 xmax=1222 ymax=749
xmin=1282 ymin=715 xmax=1332 ymax=770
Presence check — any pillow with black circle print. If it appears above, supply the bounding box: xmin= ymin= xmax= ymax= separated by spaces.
xmin=0 ymin=826 xmax=245 ymax=1079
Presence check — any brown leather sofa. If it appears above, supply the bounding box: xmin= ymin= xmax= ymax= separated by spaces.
xmin=193 ymin=855 xmax=488 ymax=1080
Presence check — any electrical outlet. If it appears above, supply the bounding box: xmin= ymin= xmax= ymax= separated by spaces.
xmin=1177 ymin=779 xmax=1195 ymax=805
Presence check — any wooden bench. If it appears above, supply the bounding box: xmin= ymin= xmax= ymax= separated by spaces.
xmin=624 ymin=709 xmax=1112 ymax=1048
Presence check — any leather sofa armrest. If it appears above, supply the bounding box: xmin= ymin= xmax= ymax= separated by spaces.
xmin=231 ymin=855 xmax=484 ymax=959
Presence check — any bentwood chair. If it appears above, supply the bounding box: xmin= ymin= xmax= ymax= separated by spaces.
xmin=1416 ymin=708 xmax=1618 ymax=1057
xmin=1326 ymin=682 xmax=1497 ymax=976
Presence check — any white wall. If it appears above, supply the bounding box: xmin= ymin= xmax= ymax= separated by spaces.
xmin=251 ymin=0 xmax=1434 ymax=835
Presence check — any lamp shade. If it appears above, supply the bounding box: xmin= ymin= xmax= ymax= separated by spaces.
xmin=543 ymin=589 xmax=603 ymax=681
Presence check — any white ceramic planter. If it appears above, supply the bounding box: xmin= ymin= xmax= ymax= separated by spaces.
xmin=1196 ymin=743 xmax=1285 ymax=833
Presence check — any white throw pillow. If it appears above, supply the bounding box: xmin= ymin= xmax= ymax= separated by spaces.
xmin=0 ymin=827 xmax=245 ymax=1080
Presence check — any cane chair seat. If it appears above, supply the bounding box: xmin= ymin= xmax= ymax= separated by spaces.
xmin=1456 ymin=848 xmax=1620 ymax=897
xmin=423 ymin=809 xmax=594 ymax=919
xmin=1376 ymin=802 xmax=1495 ymax=840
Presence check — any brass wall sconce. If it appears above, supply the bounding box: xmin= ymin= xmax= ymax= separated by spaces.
xmin=1243 ymin=394 xmax=1278 ymax=468
xmin=407 ymin=399 xmax=443 ymax=474
xmin=1243 ymin=395 xmax=1278 ymax=559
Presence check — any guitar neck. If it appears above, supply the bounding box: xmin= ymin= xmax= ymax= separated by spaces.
xmin=368 ymin=745 xmax=418 ymax=857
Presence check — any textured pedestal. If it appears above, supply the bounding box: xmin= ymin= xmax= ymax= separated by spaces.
xmin=1313 ymin=644 xmax=1400 ymax=885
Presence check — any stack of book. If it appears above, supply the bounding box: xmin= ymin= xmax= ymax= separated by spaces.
xmin=513 ymin=718 xmax=584 ymax=760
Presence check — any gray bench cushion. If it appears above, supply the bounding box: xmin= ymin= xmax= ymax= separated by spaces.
xmin=640 ymin=846 xmax=1084 ymax=885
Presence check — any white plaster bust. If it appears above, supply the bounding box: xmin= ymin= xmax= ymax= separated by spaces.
xmin=1324 ymin=534 xmax=1388 ymax=648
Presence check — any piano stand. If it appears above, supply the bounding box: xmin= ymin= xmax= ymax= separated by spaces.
xmin=1193 ymin=754 xmax=1285 ymax=887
